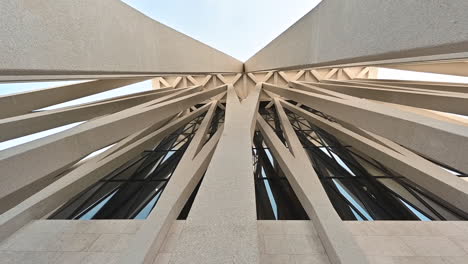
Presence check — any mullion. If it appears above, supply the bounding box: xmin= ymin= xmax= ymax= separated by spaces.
xmin=73 ymin=183 xmax=121 ymax=219
xmin=93 ymin=128 xmax=191 ymax=219
xmin=287 ymin=110 xmax=423 ymax=220
xmin=322 ymin=179 xmax=369 ymax=220
xmin=399 ymin=179 xmax=468 ymax=219
xmin=394 ymin=179 xmax=445 ymax=220
xmin=50 ymin=114 xmax=204 ymax=220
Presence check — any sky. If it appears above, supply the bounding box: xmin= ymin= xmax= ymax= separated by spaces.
xmin=121 ymin=0 xmax=322 ymax=61
xmin=1 ymin=0 xmax=468 ymax=152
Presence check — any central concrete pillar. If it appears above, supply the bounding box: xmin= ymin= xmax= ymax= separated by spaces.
xmin=171 ymin=86 xmax=260 ymax=264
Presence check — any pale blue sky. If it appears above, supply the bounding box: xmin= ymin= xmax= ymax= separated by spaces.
xmin=122 ymin=0 xmax=322 ymax=61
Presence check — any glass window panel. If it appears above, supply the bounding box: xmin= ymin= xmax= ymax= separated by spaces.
xmin=377 ymin=178 xmax=438 ymax=219
xmin=49 ymin=110 xmax=209 ymax=220
xmin=79 ymin=190 xmax=118 ymax=220
xmin=350 ymin=207 xmax=365 ymax=221
xmin=133 ymin=189 xmax=163 ymax=219
xmin=398 ymin=198 xmax=431 ymax=221
xmin=282 ymin=104 xmax=467 ymax=221
xmin=416 ymin=193 xmax=463 ymax=220
xmin=329 ymin=150 xmax=356 ymax=176
xmin=263 ymin=178 xmax=278 ymax=219
xmin=332 ymin=179 xmax=373 ymax=220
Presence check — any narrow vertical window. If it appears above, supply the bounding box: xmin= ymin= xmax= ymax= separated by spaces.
xmin=254 ymin=103 xmax=309 ymax=220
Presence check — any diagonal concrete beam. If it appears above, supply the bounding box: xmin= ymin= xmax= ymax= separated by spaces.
xmin=0 ymin=86 xmax=226 ymax=211
xmin=0 ymin=0 xmax=242 ymax=77
xmin=263 ymin=82 xmax=468 ymax=173
xmin=246 ymin=0 xmax=468 ymax=71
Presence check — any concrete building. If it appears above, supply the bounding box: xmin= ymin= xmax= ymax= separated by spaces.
xmin=1 ymin=0 xmax=468 ymax=263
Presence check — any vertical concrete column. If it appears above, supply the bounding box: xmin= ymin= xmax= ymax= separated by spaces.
xmin=171 ymin=85 xmax=261 ymax=264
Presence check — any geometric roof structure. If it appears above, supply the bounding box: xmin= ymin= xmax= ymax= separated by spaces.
xmin=1 ymin=1 xmax=468 ymax=264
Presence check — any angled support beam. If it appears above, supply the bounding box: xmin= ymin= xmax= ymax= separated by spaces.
xmin=170 ymin=84 xmax=262 ymax=264
xmin=0 ymin=87 xmax=195 ymax=142
xmin=0 ymin=104 xmax=211 ymax=241
xmin=384 ymin=60 xmax=468 ymax=77
xmin=257 ymin=99 xmax=368 ymax=264
xmin=119 ymin=102 xmax=223 ymax=264
xmin=263 ymin=82 xmax=468 ymax=173
xmin=0 ymin=1 xmax=242 ymax=76
xmin=351 ymin=78 xmax=468 ymax=94
xmin=0 ymin=86 xmax=226 ymax=212
xmin=245 ymin=0 xmax=468 ymax=71
xmin=302 ymin=81 xmax=468 ymax=115
xmin=0 ymin=78 xmax=148 ymax=119
xmin=281 ymin=100 xmax=468 ymax=216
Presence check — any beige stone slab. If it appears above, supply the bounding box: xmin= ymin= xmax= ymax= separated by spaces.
xmin=0 ymin=251 xmax=63 ymax=264
xmin=355 ymin=236 xmax=415 ymax=256
xmin=400 ymin=236 xmax=466 ymax=257
xmin=87 ymin=234 xmax=134 ymax=252
xmin=53 ymin=252 xmax=89 ymax=264
xmin=283 ymin=220 xmax=318 ymax=236
xmin=448 ymin=236 xmax=468 ymax=254
xmin=288 ymin=234 xmax=325 ymax=255
xmin=293 ymin=254 xmax=331 ymax=264
xmin=6 ymin=232 xmax=99 ymax=252
xmin=153 ymin=253 xmax=172 ymax=264
xmin=260 ymin=254 xmax=293 ymax=264
xmin=257 ymin=221 xmax=284 ymax=235
xmin=81 ymin=252 xmax=121 ymax=264
xmin=263 ymin=235 xmax=291 ymax=255
xmin=366 ymin=256 xmax=446 ymax=264
xmin=442 ymin=256 xmax=468 ymax=264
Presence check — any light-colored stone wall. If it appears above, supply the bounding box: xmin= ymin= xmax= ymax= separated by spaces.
xmin=2 ymin=219 xmax=468 ymax=264
xmin=257 ymin=220 xmax=330 ymax=264
xmin=346 ymin=221 xmax=468 ymax=264
xmin=153 ymin=220 xmax=331 ymax=264
xmin=0 ymin=220 xmax=143 ymax=264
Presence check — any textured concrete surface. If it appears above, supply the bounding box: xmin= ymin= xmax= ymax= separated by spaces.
xmin=346 ymin=221 xmax=468 ymax=264
xmin=169 ymin=86 xmax=261 ymax=264
xmin=246 ymin=0 xmax=468 ymax=71
xmin=0 ymin=220 xmax=143 ymax=264
xmin=257 ymin=221 xmax=330 ymax=264
xmin=0 ymin=0 xmax=242 ymax=75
